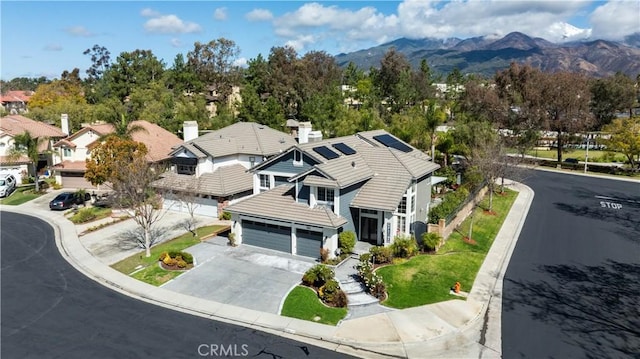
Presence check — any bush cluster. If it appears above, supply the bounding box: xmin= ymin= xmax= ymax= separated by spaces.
xmin=356 ymin=258 xmax=386 ymax=299
xmin=428 ymin=186 xmax=471 ymax=224
xmin=69 ymin=208 xmax=98 ymax=224
xmin=338 ymin=231 xmax=356 ymax=254
xmin=390 ymin=235 xmax=419 ymax=258
xmin=158 ymin=251 xmax=194 ymax=266
xmin=421 ymin=232 xmax=443 ymax=252
xmin=369 ymin=246 xmax=393 ymax=264
xmin=301 ymin=264 xmax=334 ymax=288
xmin=219 ymin=211 xmax=232 ymax=220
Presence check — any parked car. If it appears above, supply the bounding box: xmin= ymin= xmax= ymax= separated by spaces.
xmin=49 ymin=192 xmax=91 ymax=210
xmin=0 ymin=174 xmax=17 ymax=198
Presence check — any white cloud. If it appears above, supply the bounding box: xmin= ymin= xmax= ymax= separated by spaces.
xmin=141 ymin=8 xmax=161 ymax=17
xmin=246 ymin=8 xmax=273 ymax=21
xmin=44 ymin=44 xmax=63 ymax=51
xmin=233 ymin=57 xmax=248 ymax=68
xmin=590 ymin=1 xmax=640 ymax=40
xmin=268 ymin=0 xmax=615 ymax=53
xmin=170 ymin=38 xmax=183 ymax=48
xmin=144 ymin=14 xmax=202 ymax=34
xmin=213 ymin=7 xmax=227 ymax=21
xmin=64 ymin=26 xmax=94 ymax=37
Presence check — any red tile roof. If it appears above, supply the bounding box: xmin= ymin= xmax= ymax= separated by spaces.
xmin=0 ymin=115 xmax=66 ymax=138
xmin=0 ymin=91 xmax=33 ymax=104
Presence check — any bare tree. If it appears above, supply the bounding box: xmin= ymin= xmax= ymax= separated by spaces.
xmin=111 ymin=156 xmax=170 ymax=257
xmin=172 ymin=177 xmax=203 ymax=236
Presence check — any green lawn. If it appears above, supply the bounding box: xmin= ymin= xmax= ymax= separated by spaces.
xmin=111 ymin=225 xmax=226 ymax=275
xmin=131 ymin=264 xmax=183 ymax=286
xmin=280 ymin=286 xmax=347 ymax=326
xmin=68 ymin=207 xmax=113 ymax=224
xmin=0 ymin=186 xmax=44 ymax=205
xmin=377 ymin=189 xmax=518 ymax=309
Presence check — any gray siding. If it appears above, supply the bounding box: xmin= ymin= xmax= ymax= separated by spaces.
xmin=297 ymin=183 xmax=310 ymax=204
xmin=263 ymin=151 xmax=316 ymax=175
xmin=339 ymin=183 xmax=362 ymax=234
xmin=413 ymin=174 xmax=432 ymax=242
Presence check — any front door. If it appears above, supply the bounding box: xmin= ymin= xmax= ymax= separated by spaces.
xmin=361 ymin=217 xmax=378 ymax=244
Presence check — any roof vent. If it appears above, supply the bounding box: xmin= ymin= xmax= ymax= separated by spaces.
xmin=351 ymin=161 xmax=356 ymax=168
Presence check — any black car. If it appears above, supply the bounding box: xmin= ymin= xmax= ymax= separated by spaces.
xmin=49 ymin=192 xmax=91 ymax=210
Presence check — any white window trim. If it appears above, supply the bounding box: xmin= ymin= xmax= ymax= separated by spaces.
xmin=293 ymin=149 xmax=303 ymax=167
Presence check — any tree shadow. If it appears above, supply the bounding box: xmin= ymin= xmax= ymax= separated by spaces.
xmin=553 ymin=202 xmax=639 ymax=243
xmin=115 ymin=227 xmax=166 ymax=251
xmin=504 ymin=260 xmax=640 ymax=358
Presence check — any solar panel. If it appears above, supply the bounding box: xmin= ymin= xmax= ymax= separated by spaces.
xmin=332 ymin=142 xmax=356 ymax=155
xmin=313 ymin=146 xmax=340 ymax=160
xmin=373 ymin=134 xmax=413 ymax=153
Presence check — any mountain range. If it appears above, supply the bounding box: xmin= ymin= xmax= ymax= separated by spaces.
xmin=334 ymin=32 xmax=640 ymax=79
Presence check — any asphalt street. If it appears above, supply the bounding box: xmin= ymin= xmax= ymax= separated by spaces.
xmin=0 ymin=211 xmax=353 ymax=359
xmin=503 ymin=171 xmax=640 ymax=358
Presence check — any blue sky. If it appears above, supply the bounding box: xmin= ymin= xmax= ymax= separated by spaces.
xmin=1 ymin=1 xmax=638 ymax=80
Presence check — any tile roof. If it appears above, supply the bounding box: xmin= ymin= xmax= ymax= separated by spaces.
xmin=0 ymin=155 xmax=30 ymax=165
xmin=178 ymin=122 xmax=296 ymax=158
xmin=52 ymin=160 xmax=87 ymax=172
xmin=225 ymin=185 xmax=348 ymax=228
xmin=153 ymin=164 xmax=252 ymax=197
xmin=0 ymin=91 xmax=33 ymax=103
xmin=0 ymin=115 xmax=66 ymax=138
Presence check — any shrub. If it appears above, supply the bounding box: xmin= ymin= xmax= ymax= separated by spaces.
xmin=179 ymin=252 xmax=193 ymax=264
xmin=359 ymin=253 xmax=371 ymax=263
xmin=69 ymin=208 xmax=97 ymax=224
xmin=176 ymin=260 xmax=187 ymax=268
xmin=332 ymin=290 xmax=348 ymax=308
xmin=319 ymin=279 xmax=340 ymax=302
xmin=428 ymin=185 xmax=471 ymax=224
xmin=219 ymin=211 xmax=232 ymax=220
xmin=390 ymin=235 xmax=419 ymax=258
xmin=356 ymin=256 xmax=386 ymax=299
xmin=302 ymin=264 xmax=334 ymax=288
xmin=158 ymin=252 xmax=169 ymax=261
xmin=163 ymin=255 xmax=174 ymax=265
xmin=422 ymin=232 xmax=442 ymax=252
xmin=227 ymin=233 xmax=236 ymax=247
xmin=320 ymin=247 xmax=329 ymax=263
xmin=338 ymin=231 xmax=356 ymax=254
xmin=369 ymin=246 xmax=393 ymax=264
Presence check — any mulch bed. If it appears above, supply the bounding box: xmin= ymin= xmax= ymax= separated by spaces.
xmin=462 ymin=236 xmax=478 ymax=245
xmin=159 ymin=262 xmax=194 ymax=271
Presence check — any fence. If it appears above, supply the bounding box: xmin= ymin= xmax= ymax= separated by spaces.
xmin=427 ymin=184 xmax=488 ymax=240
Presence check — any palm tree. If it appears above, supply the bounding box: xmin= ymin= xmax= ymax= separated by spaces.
xmin=423 ymin=100 xmax=447 ymax=162
xmin=10 ymin=131 xmax=47 ymax=192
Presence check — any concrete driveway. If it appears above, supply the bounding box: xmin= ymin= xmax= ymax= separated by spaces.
xmin=162 ymin=238 xmax=316 ymax=314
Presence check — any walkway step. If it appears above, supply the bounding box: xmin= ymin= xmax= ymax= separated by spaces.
xmin=347 ymin=292 xmax=380 ymax=307
xmin=341 ymin=280 xmax=366 ymax=294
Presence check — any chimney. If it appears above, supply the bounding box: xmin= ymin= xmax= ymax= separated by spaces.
xmin=183 ymin=121 xmax=198 ymax=142
xmin=61 ymin=114 xmax=69 ymax=136
xmin=298 ymin=121 xmax=312 ymax=144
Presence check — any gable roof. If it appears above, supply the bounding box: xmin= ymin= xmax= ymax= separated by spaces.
xmin=225 ymin=184 xmax=348 ymax=228
xmin=0 ymin=115 xmax=66 ymax=138
xmin=0 ymin=91 xmax=33 ymax=104
xmin=174 ymin=122 xmax=297 ymax=159
xmin=153 ymin=164 xmax=252 ymax=197
xmin=53 ymin=120 xmax=182 ymax=163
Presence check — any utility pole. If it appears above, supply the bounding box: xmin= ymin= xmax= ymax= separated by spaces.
xmin=584 ymin=133 xmax=590 ymax=173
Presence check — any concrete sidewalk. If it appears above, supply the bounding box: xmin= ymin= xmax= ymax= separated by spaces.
xmin=1 ymin=180 xmax=534 ymax=358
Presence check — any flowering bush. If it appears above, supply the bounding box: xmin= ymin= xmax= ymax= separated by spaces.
xmin=356 ymin=257 xmax=387 ymax=299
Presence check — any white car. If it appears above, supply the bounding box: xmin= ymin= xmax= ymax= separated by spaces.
xmin=0 ymin=174 xmax=17 ymax=197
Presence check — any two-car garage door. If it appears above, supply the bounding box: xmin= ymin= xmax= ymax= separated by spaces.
xmin=241 ymin=220 xmax=322 ymax=258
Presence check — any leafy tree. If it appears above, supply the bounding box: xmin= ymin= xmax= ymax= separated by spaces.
xmin=342 ymin=61 xmax=364 ymax=86
xmin=9 ymin=131 xmax=47 ymax=191
xmin=265 ymin=46 xmax=300 ymax=116
xmin=83 ymin=44 xmax=111 ymax=81
xmin=602 ymin=117 xmax=640 ymax=169
xmin=84 ymin=137 xmax=148 ymax=186
xmin=373 ymin=48 xmax=411 ymax=113
xmin=164 ymin=53 xmax=202 ymax=94
xmin=187 ymin=38 xmax=241 ymax=99
xmin=422 ymin=100 xmax=447 ymax=161
xmin=110 ymin=155 xmax=167 ymax=257
xmin=590 ymin=72 xmax=636 ymax=127
xmin=128 ymin=82 xmax=176 ymax=132
xmin=0 ymin=77 xmax=49 ymax=92
xmin=102 ymin=49 xmax=165 ymax=101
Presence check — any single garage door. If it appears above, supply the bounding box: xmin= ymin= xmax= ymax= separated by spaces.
xmin=296 ymin=229 xmax=323 ymax=258
xmin=242 ymin=220 xmax=291 ymax=253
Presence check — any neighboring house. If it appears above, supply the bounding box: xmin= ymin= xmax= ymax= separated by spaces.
xmin=52 ymin=120 xmax=182 ymax=189
xmin=204 ymin=85 xmax=241 ymax=117
xmin=0 ymin=115 xmax=66 ymax=183
xmin=1 ymin=91 xmax=33 ymax=114
xmin=225 ymin=129 xmax=440 ymax=259
xmin=152 ymin=121 xmax=298 ymax=217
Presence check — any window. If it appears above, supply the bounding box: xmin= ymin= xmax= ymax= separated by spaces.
xmin=317 ymin=187 xmax=334 ymax=202
xmin=293 ymin=150 xmax=302 ymax=166
xmin=63 ymin=148 xmax=72 ymax=157
xmin=177 ymin=164 xmax=196 ymax=175
xmin=397 ymin=196 xmax=407 ymax=214
xmin=316 ymin=187 xmax=334 ymax=211
xmin=259 ymin=174 xmax=270 ymax=191
xmin=249 ymin=156 xmax=256 ymax=168
xmin=397 ymin=216 xmax=406 ymax=234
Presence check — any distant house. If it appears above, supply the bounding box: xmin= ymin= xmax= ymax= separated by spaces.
xmin=225 ymin=129 xmax=440 ymax=259
xmin=52 ymin=120 xmax=182 ymax=189
xmin=0 ymin=115 xmax=66 ymax=183
xmin=0 ymin=91 xmax=33 ymax=114
xmin=152 ymin=121 xmax=298 ymax=217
